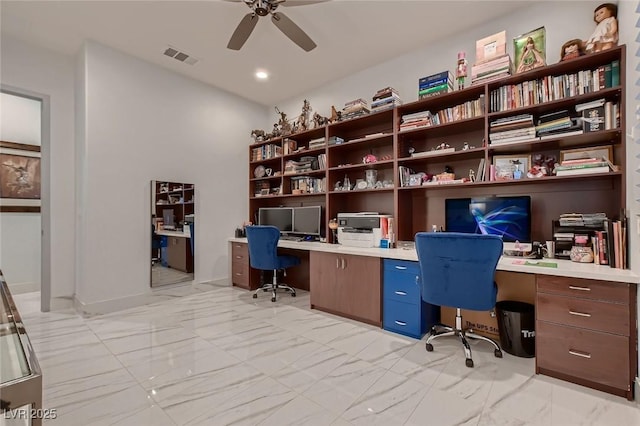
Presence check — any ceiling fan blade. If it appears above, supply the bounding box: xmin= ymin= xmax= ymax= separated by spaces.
xmin=271 ymin=12 xmax=316 ymax=51
xmin=279 ymin=0 xmax=330 ymax=6
xmin=227 ymin=13 xmax=259 ymax=50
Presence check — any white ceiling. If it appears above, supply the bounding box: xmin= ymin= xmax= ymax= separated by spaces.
xmin=1 ymin=0 xmax=530 ymax=106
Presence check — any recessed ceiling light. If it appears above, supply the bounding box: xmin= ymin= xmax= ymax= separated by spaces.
xmin=255 ymin=70 xmax=269 ymax=80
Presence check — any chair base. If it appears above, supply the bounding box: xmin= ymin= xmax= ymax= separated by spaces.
xmin=425 ymin=308 xmax=502 ymax=368
xmin=252 ymin=269 xmax=297 ymax=302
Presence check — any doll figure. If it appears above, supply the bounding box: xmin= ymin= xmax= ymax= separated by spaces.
xmin=560 ymin=38 xmax=585 ymax=61
xmin=516 ymin=37 xmax=546 ymax=73
xmin=584 ymin=3 xmax=618 ymax=53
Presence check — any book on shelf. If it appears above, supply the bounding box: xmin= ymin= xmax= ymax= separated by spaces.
xmin=410 ymin=148 xmax=455 ymax=158
xmin=555 ymin=165 xmax=610 ymax=176
xmin=582 ymin=106 xmax=605 ymax=132
xmin=575 ymin=98 xmax=605 ymax=112
xmin=539 ymin=129 xmax=584 ymax=140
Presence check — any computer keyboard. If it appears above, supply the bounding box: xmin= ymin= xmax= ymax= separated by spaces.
xmin=280 ymin=235 xmax=304 ymax=242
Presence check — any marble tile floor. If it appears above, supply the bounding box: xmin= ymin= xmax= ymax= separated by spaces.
xmin=11 ymin=286 xmax=640 ymax=426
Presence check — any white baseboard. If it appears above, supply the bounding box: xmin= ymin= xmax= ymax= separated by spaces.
xmin=7 ymin=281 xmax=40 ymax=294
xmin=635 ymin=377 xmax=639 ymax=404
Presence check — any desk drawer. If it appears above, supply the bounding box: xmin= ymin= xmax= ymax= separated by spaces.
xmin=537 ymin=293 xmax=629 ymax=335
xmin=232 ymin=262 xmax=250 ymax=287
xmin=383 ymin=259 xmax=421 ymax=303
xmin=232 ymin=243 xmax=249 ymax=264
xmin=383 ymin=299 xmax=423 ymax=339
xmin=536 ymin=321 xmax=629 ymax=390
xmin=537 ymin=276 xmax=630 ymax=304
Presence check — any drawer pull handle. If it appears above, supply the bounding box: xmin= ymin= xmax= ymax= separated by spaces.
xmin=568 ymin=286 xmax=591 ymax=292
xmin=235 ymin=255 xmax=242 ymax=259
xmin=394 ymin=266 xmax=407 ymax=270
xmin=394 ymin=320 xmax=407 ymax=326
xmin=394 ymin=291 xmax=407 ymax=296
xmin=569 ymin=310 xmax=592 ymax=318
xmin=569 ymin=350 xmax=591 ymax=359
xmin=235 ymin=272 xmax=242 ymax=276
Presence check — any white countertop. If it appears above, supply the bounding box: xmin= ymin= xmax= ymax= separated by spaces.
xmin=157 ymin=230 xmax=190 ymax=238
xmin=229 ymin=237 xmax=640 ymax=284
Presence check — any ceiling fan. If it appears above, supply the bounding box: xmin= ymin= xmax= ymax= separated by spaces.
xmin=224 ymin=0 xmax=328 ymax=52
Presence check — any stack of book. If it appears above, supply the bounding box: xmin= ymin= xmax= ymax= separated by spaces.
xmin=342 ymin=98 xmax=370 ymax=120
xmin=308 ymin=137 xmax=325 ymax=150
xmin=471 ymin=54 xmax=512 ymax=85
xmin=554 ymin=157 xmax=612 ymax=176
xmin=489 ymin=114 xmax=536 ymax=145
xmin=418 ymin=71 xmax=453 ymax=99
xmin=576 ymin=98 xmax=619 ymax=132
xmin=371 ymin=87 xmax=402 ymax=112
xmin=284 ymin=157 xmax=315 ymax=175
xmin=399 ymin=111 xmax=433 ymax=131
xmin=559 ymin=212 xmax=607 ymax=228
xmin=535 ymin=110 xmax=581 ymax=139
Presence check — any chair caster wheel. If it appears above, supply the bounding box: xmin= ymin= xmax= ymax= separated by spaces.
xmin=263 ymin=288 xmax=269 ymax=292
xmin=291 ymin=293 xmax=296 ymax=297
xmin=425 ymin=343 xmax=433 ymax=352
xmin=271 ymin=297 xmax=276 ymax=302
xmin=465 ymin=359 xmax=474 ymax=368
xmin=252 ymin=294 xmax=257 ymax=299
xmin=494 ymin=349 xmax=503 ymax=358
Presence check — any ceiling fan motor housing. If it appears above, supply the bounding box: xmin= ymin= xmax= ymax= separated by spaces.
xmin=254 ymin=0 xmax=271 ymax=16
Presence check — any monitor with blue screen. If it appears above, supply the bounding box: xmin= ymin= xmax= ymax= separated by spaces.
xmin=445 ymin=196 xmax=531 ymax=244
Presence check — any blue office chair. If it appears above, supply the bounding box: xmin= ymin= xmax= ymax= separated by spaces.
xmin=245 ymin=225 xmax=300 ymax=302
xmin=152 ymin=224 xmax=162 ymax=265
xmin=415 ymin=232 xmax=503 ymax=368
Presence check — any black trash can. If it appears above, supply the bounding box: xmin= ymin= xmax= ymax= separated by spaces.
xmin=495 ymin=301 xmax=535 ymax=358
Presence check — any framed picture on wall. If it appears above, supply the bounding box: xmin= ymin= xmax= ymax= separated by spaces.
xmin=0 ymin=141 xmax=41 ymax=212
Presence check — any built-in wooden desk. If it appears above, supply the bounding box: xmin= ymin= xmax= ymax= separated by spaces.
xmin=229 ymin=237 xmax=639 ymax=400
xmin=158 ymin=230 xmax=193 ymax=273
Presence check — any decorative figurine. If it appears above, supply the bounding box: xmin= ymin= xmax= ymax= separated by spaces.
xmin=312 ymin=112 xmax=328 ymax=128
xmin=456 ymin=51 xmax=468 ymax=90
xmin=330 ymin=105 xmax=342 ymax=123
xmin=511 ymin=159 xmax=523 ymax=180
xmin=468 ymin=169 xmax=476 ymax=182
xmin=296 ymin=99 xmax=311 ymax=132
xmin=584 ymin=3 xmax=618 ymax=53
xmin=251 ymin=129 xmax=265 ymax=141
xmin=560 ymin=38 xmax=585 ymax=61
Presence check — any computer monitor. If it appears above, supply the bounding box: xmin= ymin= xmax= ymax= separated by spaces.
xmin=163 ymin=209 xmax=175 ymax=230
xmin=292 ymin=206 xmax=322 ymax=236
xmin=258 ymin=207 xmax=293 ymax=233
xmin=445 ymin=196 xmax=531 ymax=243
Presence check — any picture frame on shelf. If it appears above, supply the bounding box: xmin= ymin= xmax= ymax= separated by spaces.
xmin=514 ymin=26 xmax=546 ymax=74
xmin=560 ymin=145 xmax=613 ymax=162
xmin=475 ymin=30 xmax=506 ymax=63
xmin=493 ymin=154 xmax=531 ymax=180
xmin=0 ymin=141 xmax=41 ymax=212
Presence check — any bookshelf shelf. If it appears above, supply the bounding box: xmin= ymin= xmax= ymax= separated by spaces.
xmin=247 ymin=45 xmax=626 ymax=246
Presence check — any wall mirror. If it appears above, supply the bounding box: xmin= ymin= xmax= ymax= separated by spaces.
xmin=151 ymin=180 xmax=195 ymax=287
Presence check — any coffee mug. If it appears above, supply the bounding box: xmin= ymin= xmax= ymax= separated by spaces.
xmin=265 ymin=168 xmax=273 ymax=176
xmin=545 ymin=241 xmax=555 ymax=258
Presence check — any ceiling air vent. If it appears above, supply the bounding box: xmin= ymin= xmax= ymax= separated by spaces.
xmin=163 ymin=46 xmax=199 ymax=66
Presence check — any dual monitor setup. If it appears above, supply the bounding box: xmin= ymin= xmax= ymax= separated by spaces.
xmin=258 ymin=206 xmax=322 ymax=240
xmin=257 ymin=195 xmax=531 ymax=248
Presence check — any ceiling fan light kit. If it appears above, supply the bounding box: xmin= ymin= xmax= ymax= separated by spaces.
xmin=225 ymin=0 xmax=326 ymax=51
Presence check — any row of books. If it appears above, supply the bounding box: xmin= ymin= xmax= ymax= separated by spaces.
xmin=290 ymin=176 xmax=326 ymax=194
xmin=371 ymin=87 xmax=402 ymax=112
xmin=251 ymin=144 xmax=281 ymax=161
xmin=592 ymin=216 xmax=628 ymax=269
xmin=399 ymin=96 xmax=485 ymax=131
xmin=488 ymin=60 xmax=620 ymax=113
xmin=418 ymin=71 xmax=453 ymax=99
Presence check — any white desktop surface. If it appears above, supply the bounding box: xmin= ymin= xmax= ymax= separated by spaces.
xmin=229 ymin=237 xmax=640 ymax=284
xmin=157 ymin=230 xmax=190 ymax=238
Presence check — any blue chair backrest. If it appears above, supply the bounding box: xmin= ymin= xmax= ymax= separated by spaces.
xmin=415 ymin=232 xmax=503 ymax=311
xmin=245 ymin=225 xmax=280 ymax=271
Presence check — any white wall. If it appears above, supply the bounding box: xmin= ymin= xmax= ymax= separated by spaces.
xmin=75 ymin=41 xmax=266 ymax=309
xmin=0 ymin=93 xmax=41 ymax=293
xmin=0 ymin=36 xmax=76 ymax=307
xmin=275 ymin=1 xmax=603 ymax=118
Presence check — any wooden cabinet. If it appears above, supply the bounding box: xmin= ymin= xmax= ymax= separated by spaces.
xmin=247 ymin=47 xmax=627 ymax=246
xmin=166 ymin=236 xmax=193 ymax=273
xmin=231 ymin=242 xmax=253 ymax=290
xmin=535 ymin=275 xmax=637 ymax=400
xmin=310 ymin=252 xmax=381 ymax=325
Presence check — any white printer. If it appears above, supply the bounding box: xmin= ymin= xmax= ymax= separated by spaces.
xmin=337 ymin=212 xmax=393 ymax=248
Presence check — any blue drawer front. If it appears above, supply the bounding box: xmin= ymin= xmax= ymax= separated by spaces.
xmin=383 ymin=299 xmax=423 ymax=338
xmin=383 ymin=259 xmax=421 ymax=303
xmin=383 ymin=259 xmax=420 ymax=275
